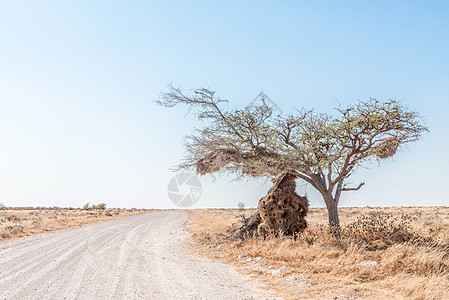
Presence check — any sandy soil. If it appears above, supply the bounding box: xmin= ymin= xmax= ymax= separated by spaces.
xmin=0 ymin=211 xmax=280 ymax=300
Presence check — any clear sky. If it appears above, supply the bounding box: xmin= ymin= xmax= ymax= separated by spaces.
xmin=0 ymin=1 xmax=448 ymax=209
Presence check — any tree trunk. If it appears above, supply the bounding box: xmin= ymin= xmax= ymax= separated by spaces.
xmin=323 ymin=193 xmax=340 ymax=227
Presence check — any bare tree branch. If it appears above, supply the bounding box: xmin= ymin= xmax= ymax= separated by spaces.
xmin=342 ymin=182 xmax=365 ymax=191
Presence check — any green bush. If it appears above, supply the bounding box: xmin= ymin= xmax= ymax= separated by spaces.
xmin=92 ymin=203 xmax=106 ymax=210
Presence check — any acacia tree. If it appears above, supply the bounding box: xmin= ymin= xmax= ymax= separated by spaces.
xmin=159 ymin=85 xmax=427 ymax=233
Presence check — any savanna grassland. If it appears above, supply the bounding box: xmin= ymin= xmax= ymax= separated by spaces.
xmin=0 ymin=208 xmax=149 ymax=241
xmin=188 ymin=207 xmax=449 ymax=300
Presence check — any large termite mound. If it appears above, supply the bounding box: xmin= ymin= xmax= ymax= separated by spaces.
xmin=194 ymin=149 xmax=309 ymax=238
xmin=229 ymin=173 xmax=309 ymax=239
xmin=257 ymin=173 xmax=309 ymax=236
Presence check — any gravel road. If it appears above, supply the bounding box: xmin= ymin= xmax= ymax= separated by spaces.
xmin=0 ymin=211 xmax=279 ymax=300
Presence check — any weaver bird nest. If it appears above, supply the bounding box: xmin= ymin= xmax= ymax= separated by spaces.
xmin=375 ymin=136 xmax=402 ymax=159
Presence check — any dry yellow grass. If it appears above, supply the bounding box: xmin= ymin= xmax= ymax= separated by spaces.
xmin=0 ymin=208 xmax=149 ymax=242
xmin=188 ymin=207 xmax=449 ymax=300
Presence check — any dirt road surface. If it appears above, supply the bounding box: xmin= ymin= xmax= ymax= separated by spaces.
xmin=0 ymin=211 xmax=279 ymax=300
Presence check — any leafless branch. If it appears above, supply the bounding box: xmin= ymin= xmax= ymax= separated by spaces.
xmin=342 ymin=182 xmax=365 ymax=191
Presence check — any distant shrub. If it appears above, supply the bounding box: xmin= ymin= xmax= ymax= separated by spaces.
xmin=237 ymin=202 xmax=245 ymax=210
xmin=1 ymin=231 xmax=10 ymax=239
xmin=5 ymin=224 xmax=24 ymax=235
xmin=342 ymin=213 xmax=417 ymax=249
xmin=295 ymin=212 xmax=441 ymax=252
xmin=92 ymin=203 xmax=106 ymax=210
xmin=6 ymin=215 xmax=21 ymax=222
xmin=0 ymin=202 xmax=5 ymax=210
xmin=31 ymin=220 xmax=41 ymax=227
xmin=82 ymin=202 xmax=90 ymax=210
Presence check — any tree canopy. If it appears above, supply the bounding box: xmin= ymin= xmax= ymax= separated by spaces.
xmin=159 ymin=85 xmax=428 ymax=227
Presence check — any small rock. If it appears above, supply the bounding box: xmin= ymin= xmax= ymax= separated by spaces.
xmin=270 ymin=267 xmax=286 ymax=277
xmin=290 ymin=275 xmax=305 ymax=281
xmin=361 ymin=260 xmax=378 ymax=267
xmin=246 ymin=257 xmax=253 ymax=262
xmin=255 ymin=256 xmax=263 ymax=262
xmin=217 ymin=246 xmax=221 ymax=250
xmin=238 ymin=254 xmax=246 ymax=259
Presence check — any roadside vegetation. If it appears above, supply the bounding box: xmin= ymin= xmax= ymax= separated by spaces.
xmin=0 ymin=207 xmax=149 ymax=241
xmin=188 ymin=207 xmax=449 ymax=299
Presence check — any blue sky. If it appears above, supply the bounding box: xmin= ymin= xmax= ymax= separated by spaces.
xmin=0 ymin=1 xmax=448 ymax=208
